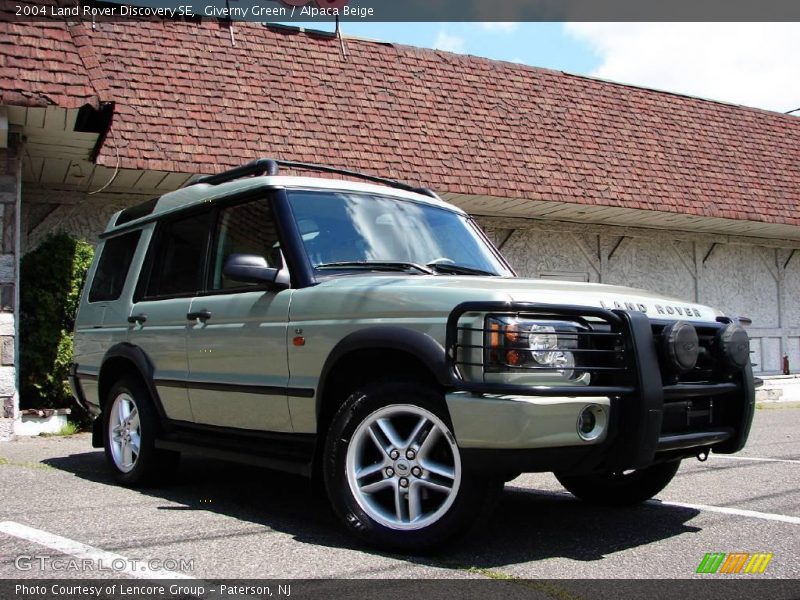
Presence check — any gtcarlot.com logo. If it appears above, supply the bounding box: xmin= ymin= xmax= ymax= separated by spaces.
xmin=14 ymin=555 xmax=194 ymax=573
xmin=696 ymin=552 xmax=773 ymax=574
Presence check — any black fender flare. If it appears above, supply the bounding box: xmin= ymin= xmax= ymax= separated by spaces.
xmin=99 ymin=343 xmax=166 ymax=420
xmin=315 ymin=326 xmax=451 ymax=419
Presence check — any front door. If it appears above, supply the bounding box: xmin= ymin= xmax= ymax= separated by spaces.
xmin=185 ymin=196 xmax=293 ymax=432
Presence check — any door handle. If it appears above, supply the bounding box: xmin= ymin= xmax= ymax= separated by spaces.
xmin=187 ymin=309 xmax=212 ymax=322
xmin=127 ymin=314 xmax=147 ymax=325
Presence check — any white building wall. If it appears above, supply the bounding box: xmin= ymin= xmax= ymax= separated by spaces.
xmin=480 ymin=217 xmax=800 ymax=375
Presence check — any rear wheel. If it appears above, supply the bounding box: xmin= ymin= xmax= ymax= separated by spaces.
xmin=556 ymin=460 xmax=681 ymax=506
xmin=103 ymin=376 xmax=178 ymax=486
xmin=323 ymin=380 xmax=502 ymax=551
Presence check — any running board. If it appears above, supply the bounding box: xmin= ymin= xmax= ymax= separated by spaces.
xmin=155 ymin=421 xmax=316 ymax=477
xmin=155 ymin=439 xmax=313 ymax=477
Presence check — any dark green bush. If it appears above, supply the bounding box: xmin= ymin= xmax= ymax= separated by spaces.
xmin=19 ymin=232 xmax=94 ymax=415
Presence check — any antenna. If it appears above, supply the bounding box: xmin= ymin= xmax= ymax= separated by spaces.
xmin=226 ymin=0 xmax=236 ymax=46
xmin=336 ymin=16 xmax=348 ymax=60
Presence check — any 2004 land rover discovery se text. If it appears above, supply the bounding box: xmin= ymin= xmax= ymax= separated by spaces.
xmin=70 ymin=159 xmax=755 ymax=550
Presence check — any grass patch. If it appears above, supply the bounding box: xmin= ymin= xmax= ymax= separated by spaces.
xmin=0 ymin=456 xmax=53 ymax=470
xmin=464 ymin=567 xmax=583 ymax=600
xmin=756 ymin=402 xmax=800 ymax=410
xmin=38 ymin=422 xmax=80 ymax=437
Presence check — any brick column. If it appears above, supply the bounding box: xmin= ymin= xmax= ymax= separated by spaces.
xmin=0 ymin=135 xmax=20 ymax=440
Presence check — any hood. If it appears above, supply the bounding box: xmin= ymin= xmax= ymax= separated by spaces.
xmin=293 ymin=275 xmax=722 ymax=323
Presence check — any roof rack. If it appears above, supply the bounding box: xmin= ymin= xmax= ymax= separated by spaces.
xmin=187 ymin=158 xmax=440 ymax=200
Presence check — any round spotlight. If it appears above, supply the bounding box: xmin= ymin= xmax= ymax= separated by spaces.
xmin=717 ymin=323 xmax=750 ymax=369
xmin=662 ymin=321 xmax=699 ymax=372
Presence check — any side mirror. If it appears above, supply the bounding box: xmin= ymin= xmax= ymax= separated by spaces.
xmin=223 ymin=254 xmax=290 ymax=289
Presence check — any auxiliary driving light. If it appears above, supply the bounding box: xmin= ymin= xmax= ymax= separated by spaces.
xmin=716 ymin=323 xmax=750 ymax=369
xmin=662 ymin=320 xmax=699 ymax=372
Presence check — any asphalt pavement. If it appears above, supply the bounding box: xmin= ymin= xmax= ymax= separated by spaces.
xmin=0 ymin=405 xmax=797 ymax=590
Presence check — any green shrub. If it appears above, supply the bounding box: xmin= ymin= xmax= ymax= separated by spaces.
xmin=19 ymin=232 xmax=94 ymax=417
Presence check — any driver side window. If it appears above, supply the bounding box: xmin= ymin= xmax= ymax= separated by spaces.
xmin=210 ymin=198 xmax=281 ymax=290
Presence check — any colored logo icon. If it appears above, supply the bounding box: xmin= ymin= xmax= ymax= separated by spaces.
xmin=696 ymin=552 xmax=773 ymax=574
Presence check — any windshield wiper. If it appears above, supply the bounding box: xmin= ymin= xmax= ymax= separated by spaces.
xmin=425 ymin=262 xmax=497 ymax=276
xmin=316 ymin=261 xmax=434 ymax=274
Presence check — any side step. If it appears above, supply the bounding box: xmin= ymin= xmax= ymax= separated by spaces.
xmin=156 ymin=421 xmax=316 ymax=477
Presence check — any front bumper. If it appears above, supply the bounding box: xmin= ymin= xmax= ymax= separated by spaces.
xmin=445 ymin=302 xmax=756 ymax=476
xmin=446 ymin=392 xmax=612 ymax=449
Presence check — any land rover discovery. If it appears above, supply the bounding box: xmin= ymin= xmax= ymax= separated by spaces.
xmin=70 ymin=159 xmax=755 ymax=550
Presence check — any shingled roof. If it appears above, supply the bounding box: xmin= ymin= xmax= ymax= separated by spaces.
xmin=2 ymin=13 xmax=800 ymax=228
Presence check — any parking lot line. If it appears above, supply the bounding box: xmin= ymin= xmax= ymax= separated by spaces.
xmin=651 ymin=502 xmax=800 ymax=525
xmin=712 ymin=455 xmax=800 ymax=465
xmin=0 ymin=521 xmax=195 ymax=579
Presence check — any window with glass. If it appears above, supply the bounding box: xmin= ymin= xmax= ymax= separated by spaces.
xmin=287 ymin=190 xmax=511 ymax=277
xmin=209 ymin=198 xmax=281 ymax=290
xmin=145 ymin=211 xmax=212 ymax=298
xmin=89 ymin=231 xmax=142 ymax=302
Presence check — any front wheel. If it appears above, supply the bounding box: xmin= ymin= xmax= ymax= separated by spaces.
xmin=323 ymin=381 xmax=502 ymax=551
xmin=555 ymin=460 xmax=681 ymax=506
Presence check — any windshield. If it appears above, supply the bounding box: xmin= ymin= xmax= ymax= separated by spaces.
xmin=286 ymin=190 xmax=512 ymax=277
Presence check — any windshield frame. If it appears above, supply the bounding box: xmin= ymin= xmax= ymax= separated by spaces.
xmin=283 ymin=187 xmax=516 ymax=282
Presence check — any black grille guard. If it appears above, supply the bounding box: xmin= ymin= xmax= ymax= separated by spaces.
xmin=444 ymin=301 xmax=756 ymax=468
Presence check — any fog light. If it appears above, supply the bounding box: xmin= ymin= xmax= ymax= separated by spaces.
xmin=577 ymin=404 xmax=607 ymax=441
xmin=578 ymin=409 xmax=596 ymax=434
xmin=662 ymin=321 xmax=699 ymax=372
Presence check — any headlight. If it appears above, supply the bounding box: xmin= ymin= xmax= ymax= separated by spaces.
xmin=528 ymin=324 xmax=576 ymax=370
xmin=485 ymin=316 xmax=586 ymax=381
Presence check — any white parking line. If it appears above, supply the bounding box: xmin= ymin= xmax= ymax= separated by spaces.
xmin=0 ymin=521 xmax=195 ymax=579
xmin=650 ymin=501 xmax=800 ymax=525
xmin=713 ymin=455 xmax=800 ymax=465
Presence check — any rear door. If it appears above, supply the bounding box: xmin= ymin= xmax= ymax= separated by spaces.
xmin=74 ymin=229 xmax=144 ymax=406
xmin=127 ymin=209 xmax=213 ymax=423
xmin=185 ymin=195 xmax=293 ymax=432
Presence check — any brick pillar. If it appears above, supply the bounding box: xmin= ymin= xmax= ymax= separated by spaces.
xmin=0 ymin=135 xmax=20 ymax=441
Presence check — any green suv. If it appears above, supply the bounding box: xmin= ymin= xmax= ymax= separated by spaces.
xmin=70 ymin=159 xmax=755 ymax=550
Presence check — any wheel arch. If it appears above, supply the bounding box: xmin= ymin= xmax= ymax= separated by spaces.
xmin=315 ymin=327 xmax=452 ymax=440
xmin=98 ymin=343 xmax=165 ymax=421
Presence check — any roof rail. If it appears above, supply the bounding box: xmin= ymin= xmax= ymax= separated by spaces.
xmin=190 ymin=158 xmax=279 ymax=186
xmin=187 ymin=158 xmax=440 ymax=200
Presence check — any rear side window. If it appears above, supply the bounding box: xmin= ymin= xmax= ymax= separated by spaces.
xmin=89 ymin=231 xmax=142 ymax=302
xmin=145 ymin=211 xmax=212 ymax=298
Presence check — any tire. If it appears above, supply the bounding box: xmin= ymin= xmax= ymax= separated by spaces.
xmin=103 ymin=376 xmax=178 ymax=486
xmin=323 ymin=380 xmax=502 ymax=552
xmin=555 ymin=460 xmax=681 ymax=506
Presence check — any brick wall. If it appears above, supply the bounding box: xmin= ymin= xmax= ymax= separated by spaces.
xmin=0 ymin=138 xmax=19 ymax=440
